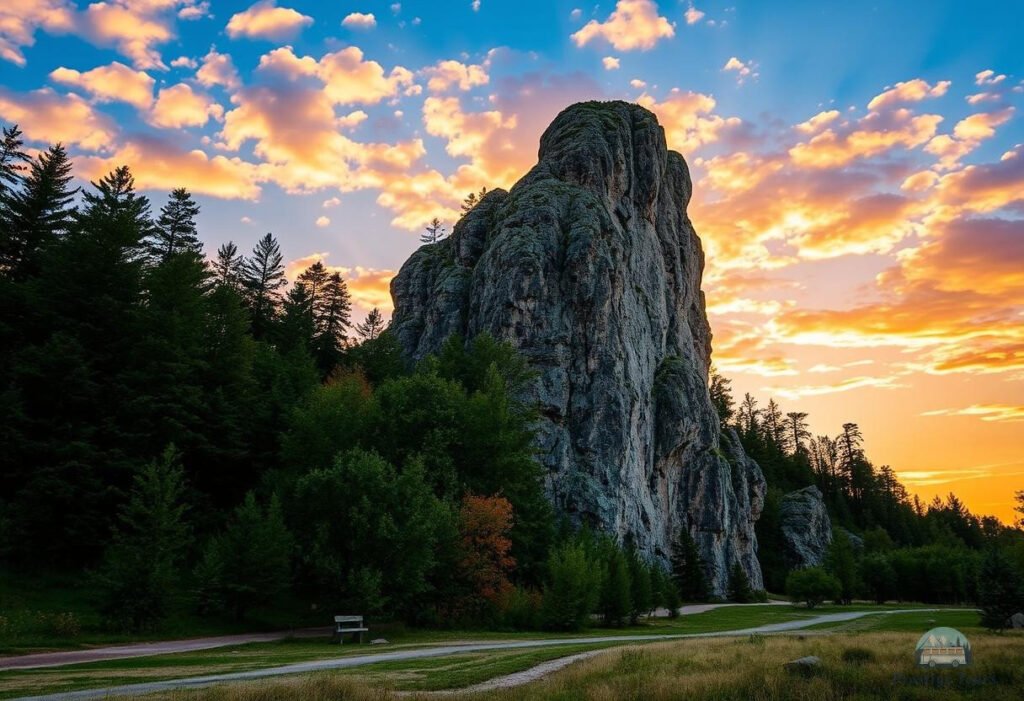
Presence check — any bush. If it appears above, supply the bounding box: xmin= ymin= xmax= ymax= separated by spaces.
xmin=541 ymin=543 xmax=600 ymax=631
xmin=842 ymin=646 xmax=875 ymax=664
xmin=786 ymin=567 xmax=840 ymax=609
xmin=48 ymin=612 xmax=81 ymax=638
xmin=727 ymin=562 xmax=754 ymax=603
xmin=195 ymin=492 xmax=293 ymax=621
xmin=500 ymin=586 xmax=542 ymax=630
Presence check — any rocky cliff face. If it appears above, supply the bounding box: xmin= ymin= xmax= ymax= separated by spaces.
xmin=390 ymin=101 xmax=765 ymax=594
xmin=779 ymin=486 xmax=833 ymax=569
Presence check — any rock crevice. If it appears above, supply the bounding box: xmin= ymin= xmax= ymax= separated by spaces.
xmin=390 ymin=101 xmax=764 ymax=593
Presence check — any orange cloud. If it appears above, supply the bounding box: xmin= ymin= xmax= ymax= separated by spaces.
xmin=723 ymin=56 xmax=757 ymax=83
xmin=638 ymin=89 xmax=742 ymax=154
xmin=49 ymin=61 xmax=155 ymax=109
xmin=196 ymin=47 xmax=241 ymax=91
xmin=79 ymin=1 xmax=175 ymax=70
xmin=257 ymin=46 xmax=415 ymax=106
xmin=226 ymin=0 xmax=312 ymax=41
xmin=0 ymin=0 xmax=76 ymax=67
xmin=922 ymin=404 xmax=1024 ymax=423
xmin=571 ymin=0 xmax=674 ymax=51
xmin=795 ymin=110 xmax=840 ymax=134
xmin=421 ymin=59 xmax=489 ymax=92
xmin=0 ymin=87 xmax=116 ymax=151
xmin=867 ymin=78 xmax=951 ymax=111
xmin=147 ymin=83 xmax=223 ymax=128
xmin=75 ymin=136 xmax=260 ymax=199
xmin=789 ymin=108 xmax=942 ymax=168
xmin=341 ymin=12 xmax=376 ymax=29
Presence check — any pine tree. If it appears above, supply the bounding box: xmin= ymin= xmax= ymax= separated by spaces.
xmin=421 ymin=217 xmax=446 ymax=244
xmin=671 ymin=527 xmax=709 ymax=602
xmin=727 ymin=562 xmax=753 ymax=603
xmin=761 ymin=399 xmax=786 ymax=451
xmin=96 ymin=446 xmax=192 ymax=631
xmin=240 ymin=233 xmax=286 ymax=339
xmin=825 ymin=529 xmax=858 ymax=604
xmin=785 ymin=411 xmax=811 ymax=456
xmin=212 ymin=241 xmax=244 ymax=290
xmin=460 ymin=187 xmax=488 ymax=215
xmin=627 ymin=547 xmax=652 ymax=624
xmin=313 ymin=272 xmax=352 ymax=375
xmin=355 ymin=307 xmax=386 ymax=341
xmin=77 ymin=166 xmax=154 ymax=255
xmin=708 ymin=367 xmax=734 ymax=427
xmin=977 ymin=548 xmax=1024 ymax=631
xmin=738 ymin=393 xmax=760 ymax=437
xmin=195 ymin=492 xmax=293 ymax=620
xmin=3 ymin=143 xmax=77 ymax=279
xmin=148 ymin=188 xmax=202 ymax=263
xmin=278 ymin=281 xmax=315 ymax=352
xmin=297 ymin=261 xmax=329 ymax=306
xmin=0 ymin=124 xmax=29 ymax=199
xmin=600 ymin=546 xmax=632 ymax=627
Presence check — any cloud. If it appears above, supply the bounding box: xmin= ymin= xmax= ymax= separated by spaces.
xmin=789 ymin=108 xmax=942 ymax=168
xmin=0 ymin=87 xmax=117 ymax=151
xmin=795 ymin=110 xmax=840 ymax=134
xmin=147 ymin=83 xmax=223 ymax=128
xmin=178 ymin=1 xmax=209 ymax=20
xmin=922 ymin=404 xmax=1024 ymax=423
xmin=602 ymin=56 xmax=620 ymax=70
xmin=765 ymin=374 xmax=907 ymax=400
xmin=171 ymin=55 xmax=197 ymax=69
xmin=0 ymin=0 xmax=76 ymax=67
xmin=315 ymin=215 xmax=330 ymax=227
xmin=723 ymin=56 xmax=757 ymax=84
xmin=322 ymin=197 xmax=340 ymax=208
xmin=421 ymin=59 xmax=489 ymax=92
xmin=867 ymin=78 xmax=951 ymax=111
xmin=684 ymin=4 xmax=705 ymax=24
xmin=571 ymin=0 xmax=675 ymax=51
xmin=258 ymin=46 xmax=415 ymax=106
xmin=1 ymin=1 xmax=195 ymax=70
xmin=975 ymin=69 xmax=1006 ymax=86
xmin=196 ymin=47 xmax=241 ymax=90
xmin=226 ymin=0 xmax=313 ymax=41
xmin=75 ymin=135 xmax=261 ymax=198
xmin=49 ymin=61 xmax=155 ymax=109
xmin=638 ymin=89 xmax=743 ymax=154
xmin=342 ymin=12 xmax=376 ymax=29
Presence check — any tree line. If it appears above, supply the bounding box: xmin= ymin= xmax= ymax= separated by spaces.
xmin=710 ymin=368 xmax=1024 ymax=627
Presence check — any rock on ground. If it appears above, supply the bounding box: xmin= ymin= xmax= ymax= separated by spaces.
xmin=390 ymin=101 xmax=765 ymax=594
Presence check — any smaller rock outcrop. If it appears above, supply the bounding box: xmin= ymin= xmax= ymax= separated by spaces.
xmin=780 ymin=486 xmax=832 ymax=568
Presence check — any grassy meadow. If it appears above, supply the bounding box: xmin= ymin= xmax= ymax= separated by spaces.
xmin=139 ymin=629 xmax=1024 ymax=701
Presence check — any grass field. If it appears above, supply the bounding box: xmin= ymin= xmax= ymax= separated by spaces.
xmin=0 ymin=606 xmax=983 ymax=699
xmin=136 ymin=628 xmax=1024 ymax=701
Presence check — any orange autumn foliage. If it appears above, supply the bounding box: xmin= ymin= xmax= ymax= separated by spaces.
xmin=457 ymin=494 xmax=516 ymax=607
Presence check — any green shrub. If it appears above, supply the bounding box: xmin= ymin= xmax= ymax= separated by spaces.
xmin=786 ymin=566 xmax=841 ymax=609
xmin=842 ymin=646 xmax=875 ymax=664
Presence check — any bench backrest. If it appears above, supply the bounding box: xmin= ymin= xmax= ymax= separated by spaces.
xmin=335 ymin=615 xmax=363 ymax=624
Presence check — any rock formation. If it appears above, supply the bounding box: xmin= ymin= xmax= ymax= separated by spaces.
xmin=390 ymin=101 xmax=765 ymax=593
xmin=779 ymin=486 xmax=832 ymax=569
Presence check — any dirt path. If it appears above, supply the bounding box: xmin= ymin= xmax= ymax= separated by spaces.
xmin=10 ymin=609 xmax=962 ymax=701
xmin=0 ymin=628 xmax=330 ymax=671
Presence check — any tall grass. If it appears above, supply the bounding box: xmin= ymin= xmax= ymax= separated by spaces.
xmin=151 ymin=631 xmax=1024 ymax=701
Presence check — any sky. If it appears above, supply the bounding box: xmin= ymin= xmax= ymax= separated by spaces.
xmin=1 ymin=0 xmax=1022 ymax=523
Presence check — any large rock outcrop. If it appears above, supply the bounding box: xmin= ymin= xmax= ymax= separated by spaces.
xmin=390 ymin=101 xmax=765 ymax=593
xmin=779 ymin=486 xmax=832 ymax=569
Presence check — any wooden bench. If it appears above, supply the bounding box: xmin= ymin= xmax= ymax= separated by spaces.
xmin=334 ymin=615 xmax=368 ymax=644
